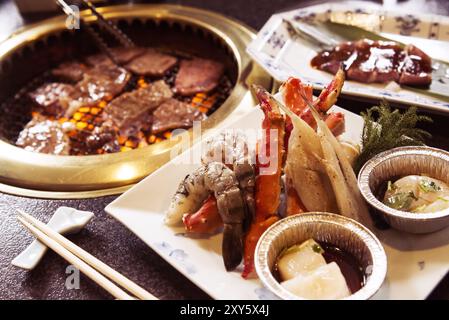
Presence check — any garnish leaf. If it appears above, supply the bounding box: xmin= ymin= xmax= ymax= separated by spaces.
xmin=418 ymin=179 xmax=441 ymax=193
xmin=278 ymin=239 xmax=324 ymax=259
xmin=354 ymin=101 xmax=432 ymax=173
xmin=384 ymin=191 xmax=417 ymax=211
xmin=387 ymin=180 xmax=397 ymax=192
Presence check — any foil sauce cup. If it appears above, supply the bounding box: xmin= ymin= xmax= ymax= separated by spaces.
xmin=255 ymin=212 xmax=387 ymax=300
xmin=358 ymin=146 xmax=449 ymax=234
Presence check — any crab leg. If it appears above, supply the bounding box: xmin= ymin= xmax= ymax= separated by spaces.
xmin=242 ymin=86 xmax=285 ymax=278
xmin=182 ymin=195 xmax=223 ymax=234
xmin=282 ymin=68 xmax=346 ymax=134
xmin=314 ymin=68 xmax=345 ymax=112
xmin=325 ymin=112 xmax=345 ymax=136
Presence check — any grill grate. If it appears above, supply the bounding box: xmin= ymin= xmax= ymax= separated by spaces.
xmin=6 ymin=68 xmax=232 ymax=155
xmin=0 ymin=16 xmax=238 ymax=156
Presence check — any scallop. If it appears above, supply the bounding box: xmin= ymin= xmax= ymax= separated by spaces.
xmin=281 ymin=262 xmax=351 ymax=300
xmin=383 ymin=175 xmax=449 ymax=213
xmin=277 ymin=239 xmax=326 ymax=280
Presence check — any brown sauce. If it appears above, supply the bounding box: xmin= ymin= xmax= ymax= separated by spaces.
xmin=318 ymin=242 xmax=365 ymax=294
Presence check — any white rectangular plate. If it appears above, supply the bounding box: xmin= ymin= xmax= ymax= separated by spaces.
xmin=247 ymin=1 xmax=449 ymax=114
xmin=106 ymin=101 xmax=449 ymax=300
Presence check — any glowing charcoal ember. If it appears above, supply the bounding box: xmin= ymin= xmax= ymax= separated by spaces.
xmin=76 ymin=122 xmax=87 ymax=130
xmin=190 ymin=91 xmax=218 ymax=113
xmin=148 ymin=135 xmax=157 ymax=144
xmin=163 ymin=131 xmax=172 ymax=139
xmin=125 ymin=140 xmax=137 ymax=148
xmin=137 ymin=77 xmax=149 ymax=88
xmin=90 ymin=107 xmax=101 ymax=115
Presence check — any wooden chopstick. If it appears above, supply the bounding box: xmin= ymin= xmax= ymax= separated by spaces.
xmin=17 ymin=216 xmax=134 ymax=300
xmin=17 ymin=210 xmax=157 ymax=300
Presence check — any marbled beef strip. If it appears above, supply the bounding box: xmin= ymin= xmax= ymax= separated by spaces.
xmin=51 ymin=61 xmax=88 ymax=83
xmin=103 ymin=80 xmax=172 ymax=132
xmin=75 ymin=65 xmax=131 ymax=105
xmin=152 ymin=98 xmax=205 ymax=134
xmin=16 ymin=116 xmax=70 ymax=155
xmin=85 ymin=47 xmax=147 ymax=67
xmin=28 ymin=82 xmax=77 ymax=118
xmin=125 ymin=49 xmax=178 ymax=77
xmin=174 ymin=58 xmax=224 ymax=96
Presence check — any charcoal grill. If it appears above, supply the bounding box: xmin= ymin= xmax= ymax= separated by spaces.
xmin=0 ymin=4 xmax=272 ymax=198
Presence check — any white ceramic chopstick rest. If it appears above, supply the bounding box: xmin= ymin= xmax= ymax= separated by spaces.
xmin=12 ymin=207 xmax=94 ymax=270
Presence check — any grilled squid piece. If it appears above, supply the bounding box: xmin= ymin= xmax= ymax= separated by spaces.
xmin=281 ymin=102 xmax=337 ymax=212
xmin=165 ymin=162 xmax=246 ymax=271
xmin=279 ymin=88 xmax=372 ymax=227
xmin=281 ymin=70 xmax=346 ymax=215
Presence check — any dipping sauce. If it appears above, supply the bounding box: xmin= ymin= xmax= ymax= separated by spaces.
xmin=273 ymin=239 xmax=365 ymax=299
xmin=319 ymin=242 xmax=365 ymax=294
xmin=382 ymin=175 xmax=449 ymax=213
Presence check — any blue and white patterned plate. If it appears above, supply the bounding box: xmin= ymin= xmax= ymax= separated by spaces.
xmin=247 ymin=1 xmax=449 ymax=114
xmin=106 ymin=95 xmax=449 ymax=300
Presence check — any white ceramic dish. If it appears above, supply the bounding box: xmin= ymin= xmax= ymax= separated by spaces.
xmin=106 ymin=96 xmax=449 ymax=300
xmin=247 ymin=1 xmax=449 ymax=114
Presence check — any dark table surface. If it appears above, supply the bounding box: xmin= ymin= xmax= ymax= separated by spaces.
xmin=1 ymin=0 xmax=449 ymax=300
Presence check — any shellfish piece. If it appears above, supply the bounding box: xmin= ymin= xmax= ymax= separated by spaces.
xmin=383 ymin=175 xmax=449 ymax=213
xmin=281 ymin=262 xmax=351 ymax=300
xmin=276 ymin=239 xmax=326 ymax=280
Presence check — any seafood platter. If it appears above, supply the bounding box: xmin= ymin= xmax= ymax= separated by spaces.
xmin=104 ymin=3 xmax=449 ymax=301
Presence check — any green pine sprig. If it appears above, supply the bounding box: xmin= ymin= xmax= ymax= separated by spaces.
xmin=354 ymin=101 xmax=432 ymax=174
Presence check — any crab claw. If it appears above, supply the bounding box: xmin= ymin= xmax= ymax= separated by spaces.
xmin=315 ymin=67 xmax=345 ymax=112
xmin=182 ymin=195 xmax=223 ymax=234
